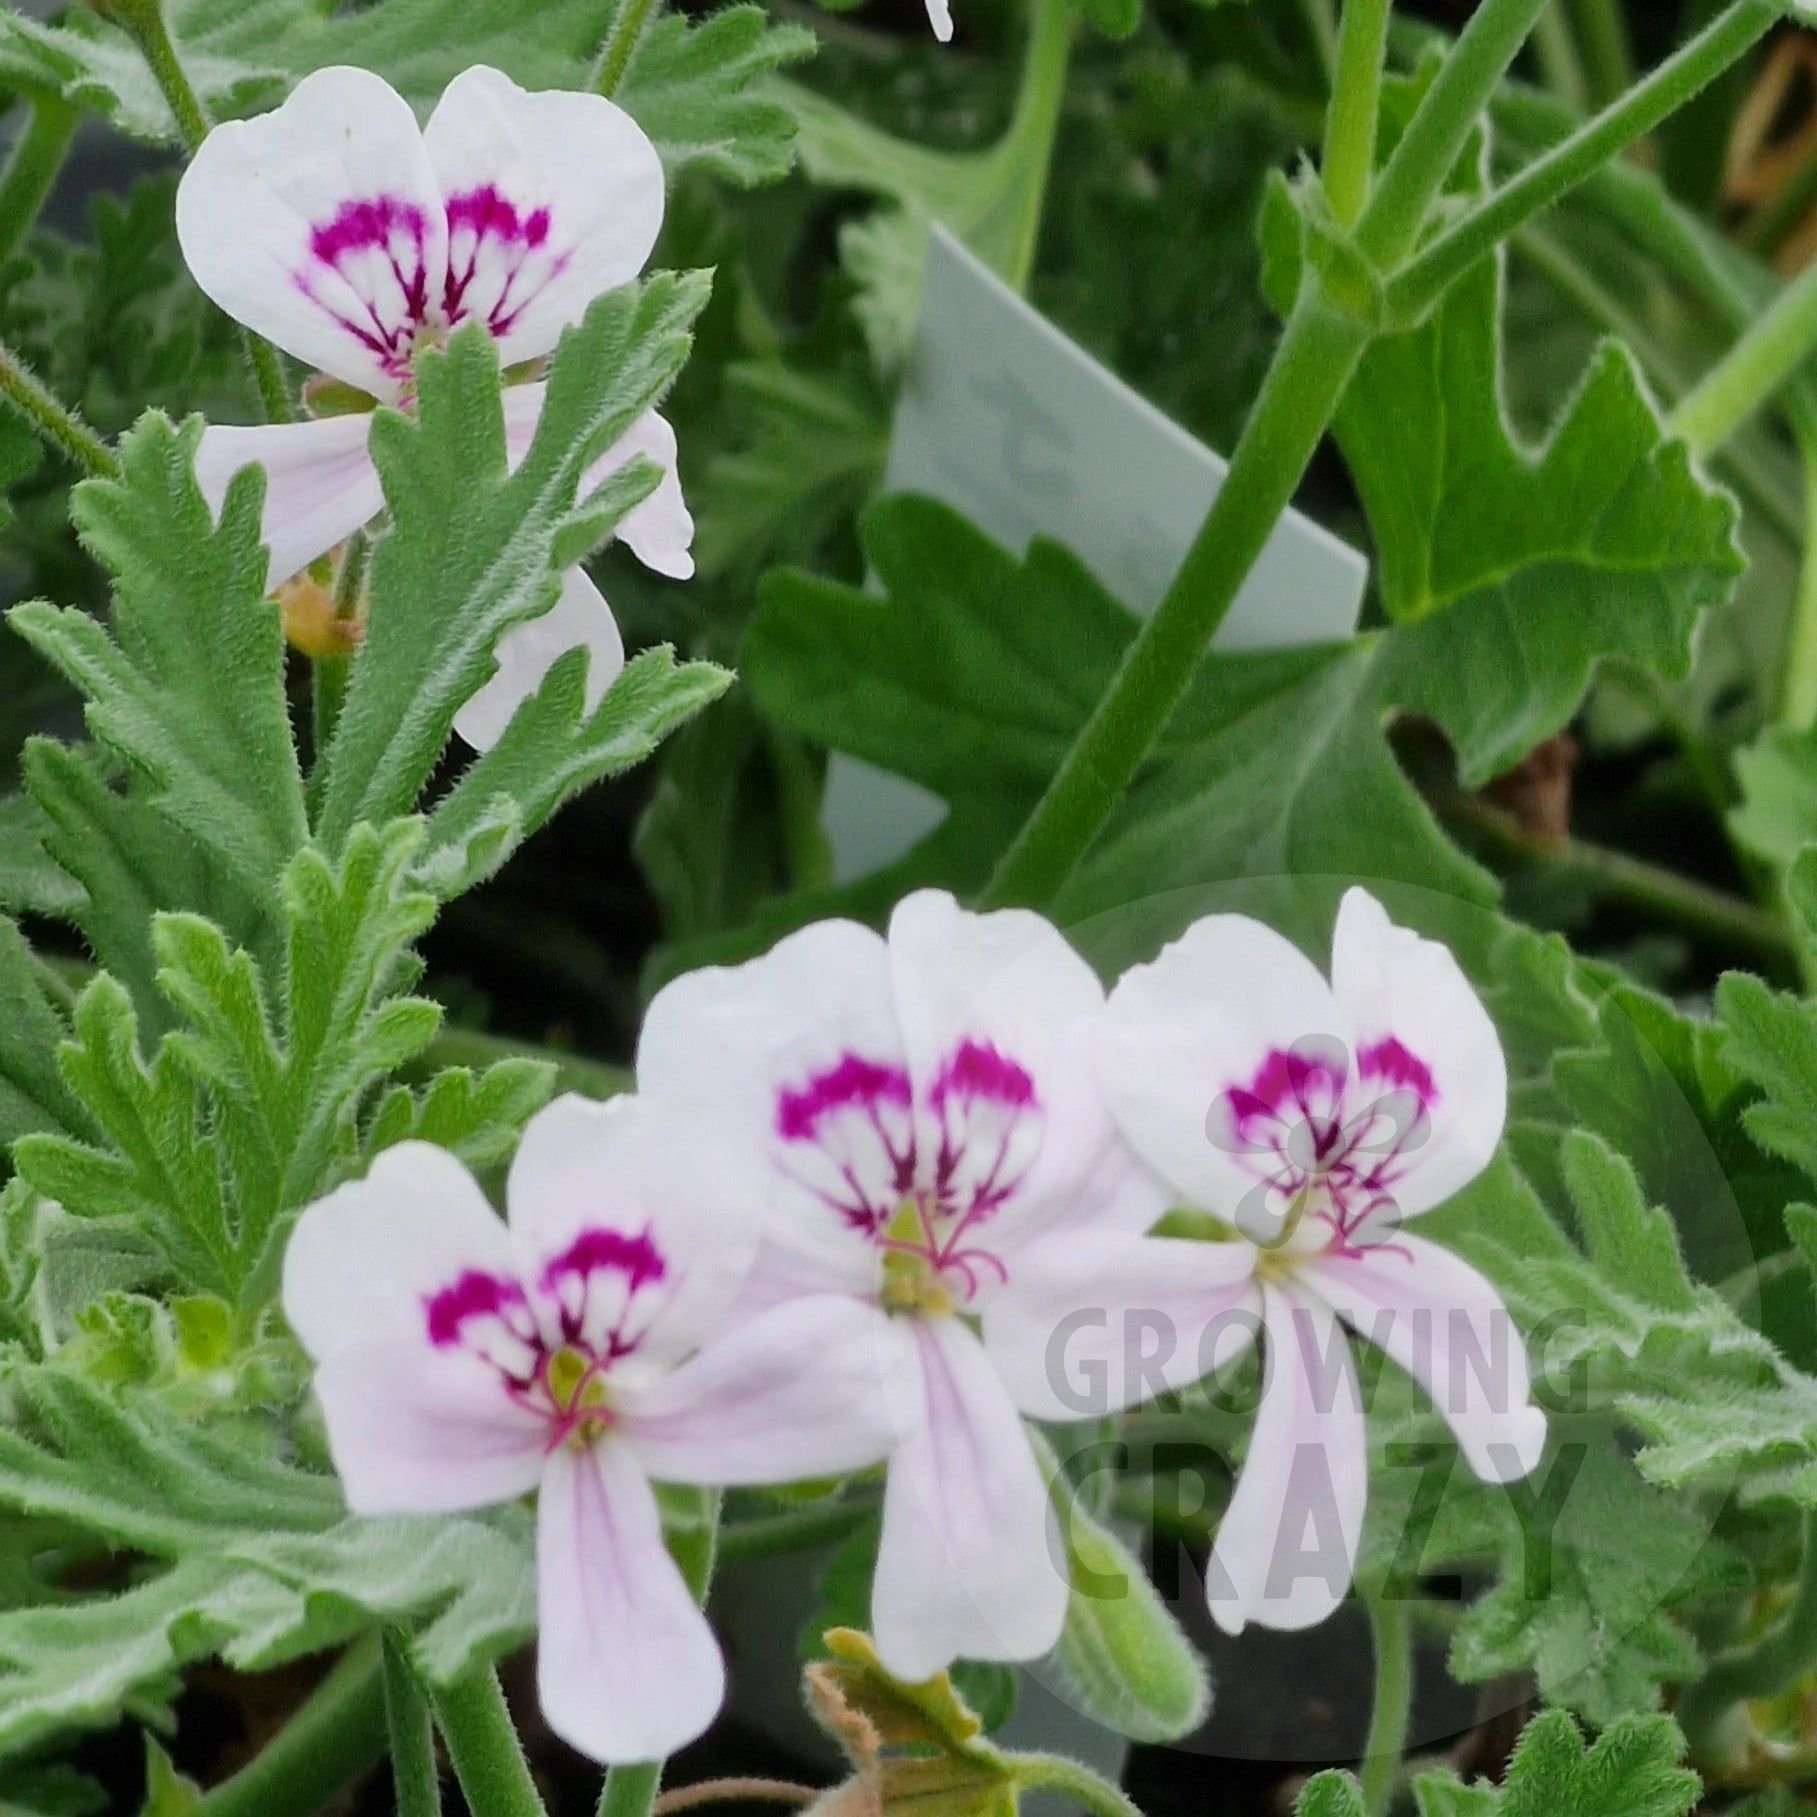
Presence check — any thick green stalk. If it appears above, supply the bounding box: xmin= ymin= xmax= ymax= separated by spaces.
xmin=1359 ymin=1592 xmax=1412 ymax=1817
xmin=384 ymin=1635 xmax=443 ymax=1817
xmin=431 ymin=1669 xmax=548 ymax=1817
xmin=592 ymin=0 xmax=657 ymax=98
xmin=1672 ymin=249 xmax=1817 ymax=457
xmin=0 ymin=336 xmax=117 ymax=477
xmin=1323 ymin=0 xmax=1394 ymax=226
xmin=716 ymin=1499 xmax=873 ymax=1562
xmin=194 ymin=1637 xmax=387 ymax=1817
xmin=596 ymin=1503 xmax=721 ymax=1817
xmin=1354 ymin=0 xmax=1554 ymax=268
xmin=1781 ymin=426 xmax=1817 ymax=732
xmin=0 ymin=94 xmax=76 ymax=267
xmin=1388 ymin=0 xmax=1777 ymax=321
xmin=1679 ymin=1510 xmax=1817 ymax=1766
xmin=1566 ymin=0 xmax=1633 ymax=108
xmin=979 ymin=293 xmax=1370 ymax=910
xmin=1530 ymin=11 xmax=1590 ymax=110
xmin=1010 ymin=1754 xmax=1142 ymax=1817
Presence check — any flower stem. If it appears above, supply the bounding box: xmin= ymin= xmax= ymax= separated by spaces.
xmin=117 ymin=0 xmax=296 ymax=422
xmin=384 ymin=1634 xmax=443 ymax=1817
xmin=1784 ymin=429 xmax=1817 ymax=732
xmin=193 ymin=1636 xmax=388 ymax=1817
xmin=1530 ymin=11 xmax=1591 ymax=110
xmin=1386 ymin=0 xmax=1776 ymax=321
xmin=592 ymin=0 xmax=658 ymax=99
xmin=1359 ymin=1591 xmax=1412 ymax=1817
xmin=430 ymin=1668 xmax=548 ymax=1817
xmin=1672 ymin=245 xmax=1817 ymax=458
xmin=1679 ymin=1509 xmax=1817 ymax=1768
xmin=0 ymin=93 xmax=76 ymax=267
xmin=716 ymin=1498 xmax=874 ymax=1563
xmin=1566 ymin=0 xmax=1634 ymax=109
xmin=979 ymin=292 xmax=1370 ymax=910
xmin=0 ymin=335 xmax=117 ymax=477
xmin=1323 ymin=0 xmax=1394 ymax=227
xmin=1010 ymin=1753 xmax=1142 ymax=1817
xmin=652 ymin=1781 xmax=814 ymax=1815
xmin=596 ymin=1499 xmax=722 ymax=1817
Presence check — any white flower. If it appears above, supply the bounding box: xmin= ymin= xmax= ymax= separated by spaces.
xmin=1076 ymin=888 xmax=1546 ymax=1636
xmin=281 ymin=1101 xmax=896 ymax=1764
xmin=635 ymin=889 xmax=1173 ymax=1682
xmin=175 ymin=64 xmax=691 ymax=750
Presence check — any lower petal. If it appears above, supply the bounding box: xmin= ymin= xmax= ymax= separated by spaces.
xmin=1206 ymin=1284 xmax=1367 ymax=1636
xmin=453 ymin=566 xmax=625 ymax=752
xmin=194 ymin=415 xmax=384 ymax=591
xmin=618 ymin=1294 xmax=902 ymax=1486
xmin=1296 ymin=1233 xmax=1546 ymax=1483
xmin=537 ymin=1439 xmax=725 ymax=1765
xmin=984 ymin=1233 xmax=1261 ymax=1422
xmin=314 ymin=1339 xmax=546 ymax=1516
xmin=871 ymin=1316 xmax=1066 ymax=1680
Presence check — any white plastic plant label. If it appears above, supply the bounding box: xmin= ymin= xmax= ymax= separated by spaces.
xmin=823 ymin=225 xmax=1370 ymax=881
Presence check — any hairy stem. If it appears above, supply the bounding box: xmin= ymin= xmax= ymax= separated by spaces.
xmin=1360 ymin=1592 xmax=1413 ymax=1817
xmin=1530 ymin=11 xmax=1590 ymax=110
xmin=194 ymin=1636 xmax=387 ymax=1817
xmin=1010 ymin=1753 xmax=1142 ymax=1817
xmin=652 ymin=1782 xmax=814 ymax=1815
xmin=1388 ymin=0 xmax=1777 ymax=320
xmin=980 ymin=293 xmax=1369 ymax=909
xmin=717 ymin=1498 xmax=874 ymax=1562
xmin=1566 ymin=0 xmax=1634 ymax=107
xmin=384 ymin=1634 xmax=443 ymax=1817
xmin=592 ymin=0 xmax=657 ymax=98
xmin=0 ymin=94 xmax=76 ymax=267
xmin=1785 ymin=429 xmax=1817 ymax=732
xmin=1323 ymin=0 xmax=1394 ymax=226
xmin=1672 ymin=245 xmax=1817 ymax=457
xmin=431 ymin=1668 xmax=548 ymax=1817
xmin=0 ymin=336 xmax=117 ymax=477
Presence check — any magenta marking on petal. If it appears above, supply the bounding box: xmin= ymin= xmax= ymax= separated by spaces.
xmin=424 ymin=1269 xmax=528 ymax=1348
xmin=929 ymin=1039 xmax=1035 ymax=1110
xmin=1356 ymin=1036 xmax=1436 ymax=1102
xmin=538 ymin=1224 xmax=668 ymax=1298
xmin=776 ymin=1054 xmax=912 ymax=1142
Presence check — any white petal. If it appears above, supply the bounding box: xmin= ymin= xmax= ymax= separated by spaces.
xmin=176 ymin=66 xmax=444 ymax=396
xmin=618 ymin=1295 xmax=901 ymax=1485
xmin=504 ymin=1093 xmax=763 ymax=1364
xmin=423 ymin=67 xmax=664 ymax=369
xmin=871 ymin=1316 xmax=1066 ymax=1680
xmin=984 ymin=1233 xmax=1260 ymax=1422
xmin=636 ymin=919 xmax=903 ymax=1292
xmin=925 ymin=0 xmax=955 ymax=38
xmin=1328 ymin=889 xmax=1507 ymax=1217
xmin=313 ymin=1338 xmax=545 ymax=1515
xmin=1206 ymin=1285 xmax=1367 ymax=1636
xmin=194 ymin=414 xmax=383 ymax=590
xmin=1297 ymin=1233 xmax=1544 ymax=1482
xmin=500 ymin=389 xmax=693 ymax=580
xmin=282 ymin=1142 xmax=516 ymax=1362
xmin=453 ymin=565 xmax=625 ymax=752
xmin=537 ymin=1439 xmax=724 ymax=1764
xmin=1098 ymin=914 xmax=1339 ymax=1216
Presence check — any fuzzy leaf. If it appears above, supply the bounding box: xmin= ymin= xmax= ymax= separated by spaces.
xmin=366 ymin=1059 xmax=557 ymax=1170
xmin=312 ymin=279 xmax=712 ymax=855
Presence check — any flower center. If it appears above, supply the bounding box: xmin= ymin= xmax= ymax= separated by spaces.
xmin=544 ymin=1341 xmax=612 ymax=1448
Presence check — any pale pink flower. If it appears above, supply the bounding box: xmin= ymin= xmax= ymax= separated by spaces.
xmin=281 ymin=1100 xmax=895 ymax=1763
xmin=175 ymin=64 xmax=691 ymax=749
xmin=1073 ymin=888 xmax=1546 ymax=1635
xmin=636 ymin=890 xmax=1176 ymax=1682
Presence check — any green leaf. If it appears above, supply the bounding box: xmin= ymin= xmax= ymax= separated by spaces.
xmin=0 ymin=917 xmax=90 ymax=1147
xmin=366 ymin=1058 xmax=557 ymax=1171
xmin=1731 ymin=722 xmax=1817 ymax=870
xmin=9 ymin=413 xmax=307 ymax=907
xmin=0 ymin=792 xmax=82 ymax=920
xmin=1262 ymin=165 xmax=1742 ymax=785
xmin=0 ymin=0 xmax=807 ymax=178
xmin=1295 ymin=1775 xmax=1367 ymax=1817
xmin=312 ymin=278 xmax=712 ymax=855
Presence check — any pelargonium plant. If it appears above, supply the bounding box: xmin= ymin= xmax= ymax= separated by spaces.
xmin=2 ymin=0 xmax=1817 ymax=1813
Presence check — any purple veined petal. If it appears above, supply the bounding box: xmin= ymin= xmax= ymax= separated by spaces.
xmin=503 ymin=1094 xmax=765 ymax=1367
xmin=536 ymin=1438 xmax=725 ymax=1764
xmin=311 ymin=1337 xmax=547 ymax=1515
xmin=1328 ymin=889 xmax=1508 ymax=1218
xmin=870 ymin=1314 xmax=1067 ymax=1681
xmin=452 ymin=565 xmax=625 ymax=752
xmin=616 ymin=1294 xmax=906 ymax=1485
xmin=1296 ymin=1232 xmax=1545 ymax=1483
xmin=636 ymin=916 xmax=906 ymax=1291
xmin=1205 ymin=1284 xmax=1367 ymax=1637
xmin=193 ymin=414 xmax=385 ymax=591
xmin=282 ymin=1142 xmax=519 ymax=1364
xmin=176 ymin=66 xmax=446 ymax=398
xmin=422 ymin=67 xmax=665 ymax=371
xmin=982 ymin=1231 xmax=1261 ymax=1423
